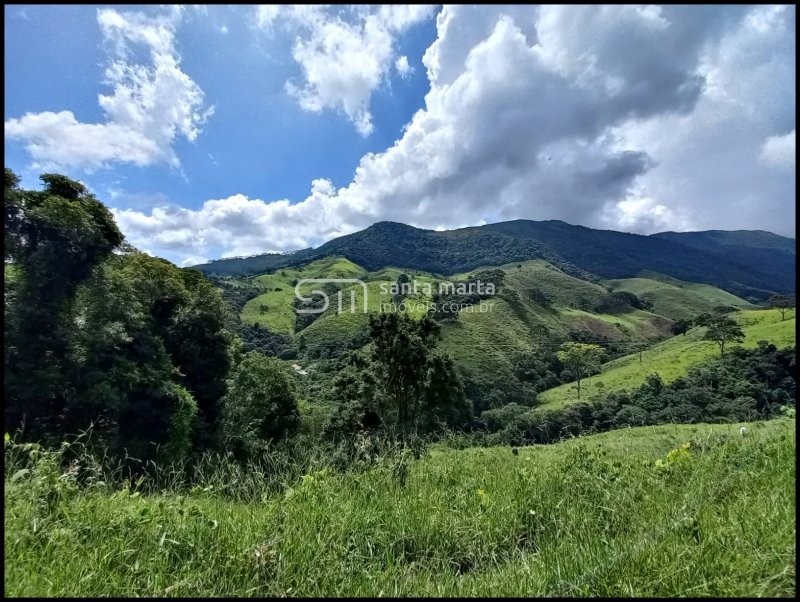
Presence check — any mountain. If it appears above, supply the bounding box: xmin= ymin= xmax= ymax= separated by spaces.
xmin=193 ymin=219 xmax=795 ymax=299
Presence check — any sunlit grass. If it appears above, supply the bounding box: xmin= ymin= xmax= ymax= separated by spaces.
xmin=4 ymin=419 xmax=794 ymax=596
xmin=539 ymin=309 xmax=796 ymax=408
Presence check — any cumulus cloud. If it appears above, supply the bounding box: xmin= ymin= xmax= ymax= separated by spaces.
xmin=611 ymin=4 xmax=796 ymax=234
xmin=116 ymin=5 xmax=796 ymax=264
xmin=258 ymin=4 xmax=434 ymax=135
xmin=5 ymin=7 xmax=211 ymax=171
xmin=760 ymin=130 xmax=796 ymax=169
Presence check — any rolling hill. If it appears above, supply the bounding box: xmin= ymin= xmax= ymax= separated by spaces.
xmin=537 ymin=308 xmax=796 ymax=409
xmin=213 ymin=251 xmax=797 ymax=415
xmin=602 ymin=273 xmax=753 ymax=320
xmin=193 ymin=219 xmax=795 ymax=299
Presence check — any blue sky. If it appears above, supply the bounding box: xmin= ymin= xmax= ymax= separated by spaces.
xmin=5 ymin=6 xmax=435 ymax=209
xmin=5 ymin=5 xmax=796 ymax=265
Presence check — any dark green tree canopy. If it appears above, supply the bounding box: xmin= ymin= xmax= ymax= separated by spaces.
xmin=328 ymin=313 xmax=470 ymax=436
xmin=221 ymin=352 xmax=299 ymax=459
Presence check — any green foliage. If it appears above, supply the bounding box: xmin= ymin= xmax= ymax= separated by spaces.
xmin=164 ymin=385 xmax=199 ymax=464
xmin=4 ymin=171 xmax=233 ymax=464
xmin=164 ymin=268 xmax=232 ymax=445
xmin=482 ymin=344 xmax=795 ymax=445
xmin=209 ymin=275 xmax=262 ymax=313
xmin=238 ymin=322 xmax=293 ymax=357
xmin=221 ymin=352 xmax=299 ymax=459
xmin=590 ymin=290 xmax=651 ymax=314
xmin=539 ymin=309 xmax=795 ymax=409
xmin=671 ymin=318 xmax=693 ymax=336
xmin=4 ymin=170 xmax=123 ymax=439
xmin=327 ymin=314 xmax=471 ymax=436
xmin=556 ymin=342 xmax=605 ymax=399
xmin=703 ymin=315 xmax=745 ymax=356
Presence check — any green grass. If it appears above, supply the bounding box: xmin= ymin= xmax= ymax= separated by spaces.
xmin=241 ymin=257 xmax=369 ymax=333
xmin=454 ymin=259 xmax=609 ymax=308
xmin=439 ymin=297 xmax=552 ymax=372
xmin=5 ymin=419 xmax=794 ymax=596
xmin=539 ymin=309 xmax=796 ymax=408
xmin=560 ymin=308 xmax=673 ymax=340
xmin=603 ymin=275 xmax=752 ymax=320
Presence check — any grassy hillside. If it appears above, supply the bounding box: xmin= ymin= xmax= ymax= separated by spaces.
xmin=539 ymin=309 xmax=796 ymax=408
xmin=603 ymin=274 xmax=752 ymax=320
xmin=437 ymin=261 xmax=673 ymax=375
xmin=241 ymin=257 xmax=368 ymax=333
xmin=5 ymin=419 xmax=794 ymax=597
xmin=193 ymin=219 xmax=796 ymax=299
xmin=237 ymin=257 xmax=677 ymax=366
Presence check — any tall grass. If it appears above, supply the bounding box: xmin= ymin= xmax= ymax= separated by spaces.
xmin=4 ymin=419 xmax=795 ymax=596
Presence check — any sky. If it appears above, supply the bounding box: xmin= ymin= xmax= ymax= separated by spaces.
xmin=4 ymin=5 xmax=796 ymax=266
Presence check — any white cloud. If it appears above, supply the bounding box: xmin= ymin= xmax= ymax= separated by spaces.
xmin=612 ymin=5 xmax=796 ymax=235
xmin=395 ymin=55 xmax=412 ymax=77
xmin=5 ymin=8 xmax=210 ymax=171
xmin=116 ymin=5 xmax=796 ymax=264
xmin=759 ymin=130 xmax=795 ymax=169
xmin=258 ymin=5 xmax=435 ymax=135
xmin=255 ymin=5 xmax=281 ymax=29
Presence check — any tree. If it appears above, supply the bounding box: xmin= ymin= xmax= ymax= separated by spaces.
xmin=556 ymin=342 xmax=604 ymax=399
xmin=703 ymin=316 xmax=744 ymax=356
xmin=694 ymin=313 xmax=713 ymax=327
xmin=220 ymin=352 xmax=299 ymax=459
xmin=768 ymin=294 xmax=795 ymax=321
xmin=329 ymin=313 xmax=470 ymax=436
xmin=4 ymin=170 xmax=123 ymax=438
xmin=165 ymin=268 xmax=232 ymax=448
xmin=66 ymin=251 xmax=226 ymax=462
xmin=671 ymin=318 xmax=693 ymax=337
xmin=370 ymin=313 xmax=443 ymax=431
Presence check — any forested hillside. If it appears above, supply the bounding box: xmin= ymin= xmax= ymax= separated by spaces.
xmin=195 ymin=220 xmax=795 ymax=300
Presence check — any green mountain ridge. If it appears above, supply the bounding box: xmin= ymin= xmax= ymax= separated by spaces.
xmin=194 ymin=219 xmax=796 ymax=299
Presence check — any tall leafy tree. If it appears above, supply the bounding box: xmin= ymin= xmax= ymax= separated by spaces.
xmin=556 ymin=342 xmax=605 ymax=399
xmin=703 ymin=316 xmax=745 ymax=356
xmin=68 ymin=251 xmax=234 ymax=460
xmin=328 ymin=313 xmax=471 ymax=436
xmin=4 ymin=170 xmax=123 ymax=438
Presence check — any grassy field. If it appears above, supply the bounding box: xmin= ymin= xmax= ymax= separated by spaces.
xmin=603 ymin=274 xmax=753 ymax=320
xmin=241 ymin=257 xmax=368 ymax=333
xmin=5 ymin=419 xmax=794 ymax=596
xmin=538 ymin=308 xmax=796 ymax=408
xmin=454 ymin=259 xmax=609 ymax=308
